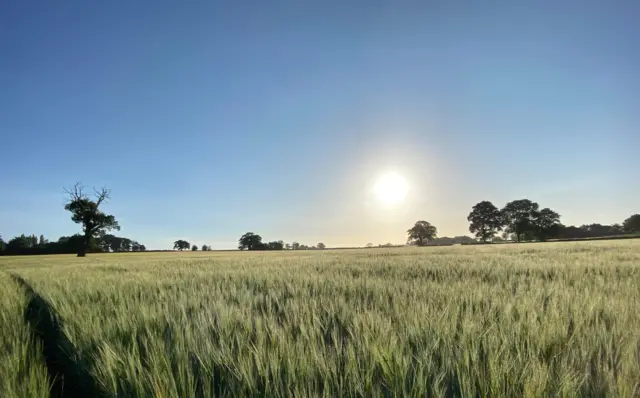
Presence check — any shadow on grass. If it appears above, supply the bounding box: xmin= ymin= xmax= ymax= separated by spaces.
xmin=11 ymin=274 xmax=107 ymax=398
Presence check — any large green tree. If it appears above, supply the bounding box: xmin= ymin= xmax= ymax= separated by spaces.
xmin=238 ymin=232 xmax=263 ymax=250
xmin=64 ymin=183 xmax=120 ymax=256
xmin=407 ymin=221 xmax=438 ymax=246
xmin=467 ymin=201 xmax=503 ymax=242
xmin=623 ymin=214 xmax=640 ymax=234
xmin=532 ymin=208 xmax=561 ymax=241
xmin=173 ymin=240 xmax=190 ymax=251
xmin=501 ymin=199 xmax=539 ymax=242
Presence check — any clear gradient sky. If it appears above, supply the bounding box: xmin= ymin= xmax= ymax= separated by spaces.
xmin=1 ymin=1 xmax=638 ymax=249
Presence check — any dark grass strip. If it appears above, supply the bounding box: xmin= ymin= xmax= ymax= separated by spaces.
xmin=10 ymin=274 xmax=106 ymax=398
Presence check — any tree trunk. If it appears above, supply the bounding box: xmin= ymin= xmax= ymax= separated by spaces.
xmin=77 ymin=234 xmax=90 ymax=257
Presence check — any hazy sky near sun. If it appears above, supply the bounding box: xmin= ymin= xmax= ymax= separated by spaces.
xmin=1 ymin=1 xmax=638 ymax=249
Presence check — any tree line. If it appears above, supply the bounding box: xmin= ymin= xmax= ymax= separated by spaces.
xmin=1 ymin=183 xmax=144 ymax=256
xmin=172 ymin=240 xmax=213 ymax=251
xmin=171 ymin=235 xmax=328 ymax=251
xmin=237 ymin=233 xmax=326 ymax=251
xmin=0 ymin=233 xmax=145 ymax=256
xmin=2 ymin=185 xmax=638 ymax=256
xmin=406 ymin=199 xmax=640 ymax=246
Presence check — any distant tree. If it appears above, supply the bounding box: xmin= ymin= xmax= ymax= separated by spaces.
xmin=7 ymin=234 xmax=33 ymax=252
xmin=285 ymin=243 xmax=292 ymax=250
xmin=291 ymin=242 xmax=300 ymax=250
xmin=64 ymin=183 xmax=120 ymax=256
xmin=501 ymin=199 xmax=539 ymax=242
xmin=623 ymin=214 xmax=640 ymax=234
xmin=317 ymin=242 xmax=326 ymax=250
xmin=407 ymin=221 xmax=438 ymax=246
xmin=139 ymin=244 xmax=147 ymax=252
xmin=610 ymin=224 xmax=625 ymax=235
xmin=238 ymin=232 xmax=263 ymax=251
xmin=201 ymin=245 xmax=210 ymax=251
xmin=26 ymin=234 xmax=38 ymax=248
xmin=532 ymin=208 xmax=561 ymax=241
xmin=0 ymin=234 xmax=5 ymax=252
xmin=119 ymin=237 xmax=132 ymax=252
xmin=131 ymin=241 xmax=141 ymax=252
xmin=191 ymin=244 xmax=198 ymax=251
xmin=467 ymin=201 xmax=503 ymax=242
xmin=57 ymin=234 xmax=93 ymax=254
xmin=427 ymin=236 xmax=476 ymax=245
xmin=266 ymin=241 xmax=284 ymax=250
xmin=38 ymin=234 xmax=48 ymax=246
xmin=366 ymin=243 xmax=374 ymax=248
xmin=173 ymin=240 xmax=190 ymax=251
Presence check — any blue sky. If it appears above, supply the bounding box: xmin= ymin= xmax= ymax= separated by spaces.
xmin=1 ymin=1 xmax=638 ymax=249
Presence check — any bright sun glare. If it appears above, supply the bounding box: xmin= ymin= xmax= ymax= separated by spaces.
xmin=372 ymin=172 xmax=409 ymax=207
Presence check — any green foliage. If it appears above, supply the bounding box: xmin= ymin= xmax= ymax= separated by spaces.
xmin=239 ymin=234 xmax=287 ymax=251
xmin=99 ymin=234 xmax=145 ymax=252
xmin=467 ymin=201 xmax=503 ymax=241
xmin=191 ymin=244 xmax=199 ymax=251
xmin=6 ymin=234 xmax=37 ymax=252
xmin=533 ymin=208 xmax=561 ymax=241
xmin=317 ymin=242 xmax=326 ymax=250
xmin=238 ymin=232 xmax=262 ymax=250
xmin=623 ymin=214 xmax=640 ymax=233
xmin=173 ymin=240 xmax=190 ymax=251
xmin=265 ymin=241 xmax=282 ymax=250
xmin=0 ymin=233 xmax=145 ymax=256
xmin=201 ymin=245 xmax=210 ymax=251
xmin=500 ymin=199 xmax=539 ymax=242
xmin=64 ymin=183 xmax=120 ymax=256
xmin=407 ymin=220 xmax=437 ymax=246
xmin=2 ymin=242 xmax=640 ymax=396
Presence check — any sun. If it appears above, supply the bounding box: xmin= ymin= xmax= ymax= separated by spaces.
xmin=372 ymin=172 xmax=409 ymax=207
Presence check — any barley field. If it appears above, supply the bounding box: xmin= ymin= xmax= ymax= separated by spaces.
xmin=0 ymin=273 xmax=50 ymax=398
xmin=1 ymin=241 xmax=640 ymax=397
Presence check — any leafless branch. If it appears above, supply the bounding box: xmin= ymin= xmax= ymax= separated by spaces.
xmin=94 ymin=186 xmax=111 ymax=207
xmin=64 ymin=182 xmax=87 ymax=203
xmin=64 ymin=183 xmax=111 ymax=208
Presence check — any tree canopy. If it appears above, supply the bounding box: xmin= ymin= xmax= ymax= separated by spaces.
xmin=238 ymin=232 xmax=263 ymax=251
xmin=173 ymin=240 xmax=190 ymax=251
xmin=0 ymin=233 xmax=145 ymax=256
xmin=500 ymin=199 xmax=539 ymax=242
xmin=407 ymin=221 xmax=438 ymax=246
xmin=532 ymin=208 xmax=561 ymax=241
xmin=64 ymin=183 xmax=120 ymax=256
xmin=623 ymin=214 xmax=640 ymax=234
xmin=468 ymin=201 xmax=503 ymax=242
